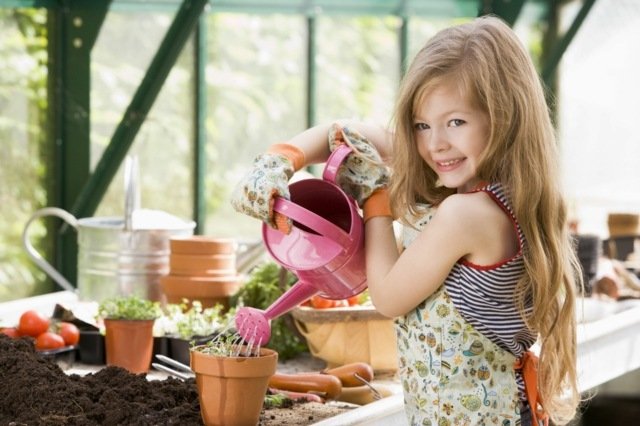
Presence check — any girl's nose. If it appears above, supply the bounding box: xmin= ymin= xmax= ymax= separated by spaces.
xmin=427 ymin=128 xmax=449 ymax=152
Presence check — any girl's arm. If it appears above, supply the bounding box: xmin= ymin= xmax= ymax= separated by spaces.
xmin=366 ymin=191 xmax=517 ymax=318
xmin=287 ymin=121 xmax=393 ymax=165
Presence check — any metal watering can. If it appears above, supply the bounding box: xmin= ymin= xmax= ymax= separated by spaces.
xmin=22 ymin=157 xmax=195 ymax=302
xmin=235 ymin=145 xmax=366 ymax=344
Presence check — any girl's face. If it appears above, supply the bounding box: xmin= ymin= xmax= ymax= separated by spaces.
xmin=413 ymin=81 xmax=490 ymax=193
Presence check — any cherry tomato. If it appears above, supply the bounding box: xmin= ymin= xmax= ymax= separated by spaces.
xmin=35 ymin=332 xmax=65 ymax=351
xmin=347 ymin=296 xmax=360 ymax=306
xmin=18 ymin=310 xmax=50 ymax=337
xmin=57 ymin=322 xmax=80 ymax=346
xmin=0 ymin=327 xmax=20 ymax=338
xmin=310 ymin=295 xmax=335 ymax=309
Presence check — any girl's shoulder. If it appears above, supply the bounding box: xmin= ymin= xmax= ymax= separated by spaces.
xmin=436 ymin=190 xmax=519 ymax=264
xmin=437 ymin=190 xmax=505 ymax=226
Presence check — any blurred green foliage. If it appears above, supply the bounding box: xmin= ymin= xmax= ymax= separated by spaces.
xmin=0 ymin=9 xmax=51 ymax=301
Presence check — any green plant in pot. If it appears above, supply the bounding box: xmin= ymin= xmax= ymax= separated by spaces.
xmin=97 ymin=295 xmax=162 ymax=374
xmin=190 ymin=338 xmax=278 ymax=426
xmin=158 ymin=300 xmax=234 ymax=366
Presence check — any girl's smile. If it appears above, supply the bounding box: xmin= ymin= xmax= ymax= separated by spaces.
xmin=413 ymin=81 xmax=490 ymax=193
xmin=434 ymin=157 xmax=466 ymax=171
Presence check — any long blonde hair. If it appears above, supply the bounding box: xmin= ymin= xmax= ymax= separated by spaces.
xmin=390 ymin=16 xmax=582 ymax=424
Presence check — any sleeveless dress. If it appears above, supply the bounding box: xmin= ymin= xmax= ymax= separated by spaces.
xmin=395 ymin=183 xmax=537 ymax=426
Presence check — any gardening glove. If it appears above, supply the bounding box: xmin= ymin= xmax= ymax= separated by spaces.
xmin=230 ymin=143 xmax=305 ymax=233
xmin=328 ymin=124 xmax=392 ymax=223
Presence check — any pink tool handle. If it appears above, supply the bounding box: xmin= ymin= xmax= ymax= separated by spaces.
xmin=272 ymin=198 xmax=352 ymax=249
xmin=322 ymin=144 xmax=352 ymax=184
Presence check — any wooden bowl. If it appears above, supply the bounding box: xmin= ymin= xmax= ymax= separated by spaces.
xmin=291 ymin=305 xmax=398 ymax=372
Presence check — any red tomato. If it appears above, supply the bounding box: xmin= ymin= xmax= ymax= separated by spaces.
xmin=347 ymin=296 xmax=360 ymax=306
xmin=310 ymin=295 xmax=335 ymax=309
xmin=18 ymin=310 xmax=50 ymax=337
xmin=0 ymin=327 xmax=20 ymax=338
xmin=35 ymin=332 xmax=65 ymax=351
xmin=58 ymin=322 xmax=80 ymax=346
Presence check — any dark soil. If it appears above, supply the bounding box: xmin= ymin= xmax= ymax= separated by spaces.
xmin=0 ymin=335 xmax=351 ymax=425
xmin=0 ymin=334 xmax=200 ymax=425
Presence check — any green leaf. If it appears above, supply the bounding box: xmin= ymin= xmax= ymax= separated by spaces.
xmin=97 ymin=296 xmax=162 ymax=320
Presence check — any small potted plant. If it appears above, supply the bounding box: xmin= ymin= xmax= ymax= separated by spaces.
xmin=158 ymin=300 xmax=233 ymax=366
xmin=190 ymin=337 xmax=278 ymax=426
xmin=97 ymin=295 xmax=162 ymax=374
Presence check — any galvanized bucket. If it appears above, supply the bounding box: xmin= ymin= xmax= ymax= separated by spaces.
xmin=22 ymin=157 xmax=195 ymax=302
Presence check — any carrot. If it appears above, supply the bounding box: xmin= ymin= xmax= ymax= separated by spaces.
xmin=268 ymin=373 xmax=342 ymax=400
xmin=323 ymin=362 xmax=374 ymax=387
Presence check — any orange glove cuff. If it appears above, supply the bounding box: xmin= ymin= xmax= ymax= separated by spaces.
xmin=268 ymin=143 xmax=306 ymax=172
xmin=363 ymin=189 xmax=393 ymax=223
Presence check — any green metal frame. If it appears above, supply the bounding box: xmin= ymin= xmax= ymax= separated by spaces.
xmin=193 ymin=14 xmax=207 ymax=233
xmin=542 ymin=0 xmax=596 ymax=86
xmin=306 ymin=15 xmax=317 ymax=128
xmin=479 ymin=0 xmax=527 ymax=26
xmin=70 ymin=0 xmax=208 ymax=221
xmin=0 ymin=0 xmax=597 ymax=288
xmin=48 ymin=0 xmax=111 ymax=286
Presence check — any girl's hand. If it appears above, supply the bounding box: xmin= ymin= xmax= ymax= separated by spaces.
xmin=230 ymin=152 xmax=295 ymax=231
xmin=329 ymin=124 xmax=390 ymax=207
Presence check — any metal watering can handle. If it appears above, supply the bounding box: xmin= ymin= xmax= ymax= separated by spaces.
xmin=22 ymin=207 xmax=78 ymax=293
xmin=272 ymin=198 xmax=352 ymax=249
xmin=123 ymin=155 xmax=140 ymax=232
xmin=322 ymin=144 xmax=352 ymax=184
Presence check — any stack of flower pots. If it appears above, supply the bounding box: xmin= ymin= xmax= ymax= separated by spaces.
xmin=160 ymin=236 xmax=241 ymax=311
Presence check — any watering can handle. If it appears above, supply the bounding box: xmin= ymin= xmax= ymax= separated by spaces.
xmin=22 ymin=207 xmax=78 ymax=293
xmin=322 ymin=145 xmax=352 ymax=184
xmin=124 ymin=155 xmax=140 ymax=231
xmin=272 ymin=198 xmax=352 ymax=249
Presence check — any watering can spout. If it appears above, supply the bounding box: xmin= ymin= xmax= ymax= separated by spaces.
xmin=235 ymin=281 xmax=319 ymax=344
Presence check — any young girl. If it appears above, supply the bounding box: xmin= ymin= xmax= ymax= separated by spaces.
xmin=231 ymin=16 xmax=581 ymax=426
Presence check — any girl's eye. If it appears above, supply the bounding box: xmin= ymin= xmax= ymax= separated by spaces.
xmin=448 ymin=119 xmax=465 ymax=127
xmin=414 ymin=122 xmax=430 ymax=131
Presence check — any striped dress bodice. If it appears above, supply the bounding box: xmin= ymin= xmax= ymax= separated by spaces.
xmin=443 ymin=183 xmax=536 ymax=358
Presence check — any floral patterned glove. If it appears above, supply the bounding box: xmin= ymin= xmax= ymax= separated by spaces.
xmin=230 ymin=144 xmax=305 ymax=232
xmin=328 ymin=124 xmax=390 ymax=208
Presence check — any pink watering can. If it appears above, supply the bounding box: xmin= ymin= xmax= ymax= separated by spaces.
xmin=235 ymin=145 xmax=366 ymax=344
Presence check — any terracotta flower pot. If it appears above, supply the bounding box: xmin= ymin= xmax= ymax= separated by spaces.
xmin=160 ymin=275 xmax=242 ymax=310
xmin=169 ymin=253 xmax=237 ymax=276
xmin=190 ymin=346 xmax=278 ymax=426
xmin=170 ymin=236 xmax=237 ymax=255
xmin=104 ymin=319 xmax=155 ymax=374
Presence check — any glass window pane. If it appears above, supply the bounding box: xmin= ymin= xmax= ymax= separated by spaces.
xmin=559 ymin=0 xmax=640 ymax=237
xmin=203 ymin=14 xmax=306 ymax=239
xmin=0 ymin=9 xmax=50 ymax=301
xmin=315 ymin=15 xmax=401 ymax=125
xmin=92 ymin=10 xmax=194 ymax=222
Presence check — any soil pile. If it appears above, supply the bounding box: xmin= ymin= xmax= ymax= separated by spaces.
xmin=0 ymin=335 xmax=352 ymax=425
xmin=0 ymin=334 xmax=200 ymax=425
